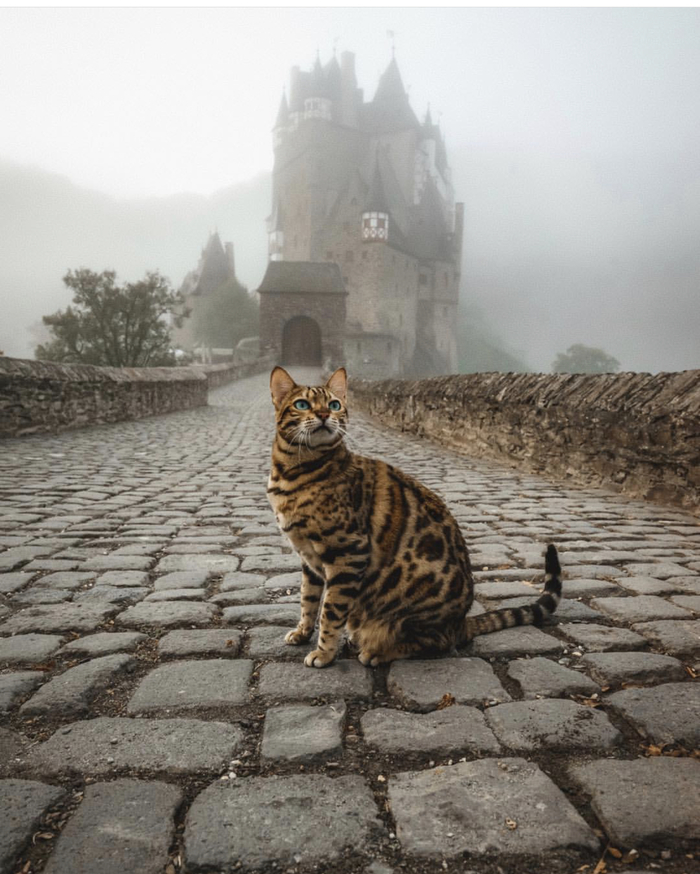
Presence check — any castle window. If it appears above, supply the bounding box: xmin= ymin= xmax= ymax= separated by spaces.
xmin=343 ymin=222 xmax=351 ymax=232
xmin=444 ymin=272 xmax=449 ymax=287
xmin=386 ymin=342 xmax=391 ymax=354
xmin=326 ymin=251 xmax=333 ymax=261
xmin=443 ymin=306 xmax=449 ymax=316
xmin=357 ymin=341 xmax=361 ymax=352
xmin=419 ymin=274 xmax=427 ymax=286
xmin=361 ymin=211 xmax=388 ymax=241
xmin=362 ymin=250 xmax=368 ymax=260
xmin=345 ymin=251 xmax=354 ymax=262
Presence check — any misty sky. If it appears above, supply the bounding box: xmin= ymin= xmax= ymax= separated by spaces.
xmin=1 ymin=7 xmax=699 ymax=372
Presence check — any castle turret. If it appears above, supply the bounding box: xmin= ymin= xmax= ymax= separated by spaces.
xmin=304 ymin=54 xmax=333 ymax=121
xmin=361 ymin=160 xmax=390 ymax=242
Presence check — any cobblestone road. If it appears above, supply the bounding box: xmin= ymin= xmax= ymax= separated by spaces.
xmin=1 ymin=371 xmax=699 ymax=874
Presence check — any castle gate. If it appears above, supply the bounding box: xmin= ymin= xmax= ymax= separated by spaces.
xmin=256 ymin=262 xmax=347 ymax=369
xmin=281 ymin=316 xmax=322 ymax=366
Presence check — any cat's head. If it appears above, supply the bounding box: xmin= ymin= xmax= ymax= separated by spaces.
xmin=270 ymin=366 xmax=348 ymax=450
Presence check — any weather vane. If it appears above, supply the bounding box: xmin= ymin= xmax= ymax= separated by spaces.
xmin=386 ymin=30 xmax=397 ymax=58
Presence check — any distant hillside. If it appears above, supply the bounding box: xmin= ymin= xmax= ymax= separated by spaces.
xmin=0 ymin=160 xmax=270 ymax=359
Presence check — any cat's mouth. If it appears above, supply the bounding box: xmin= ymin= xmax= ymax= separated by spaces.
xmin=308 ymin=422 xmax=338 ymax=445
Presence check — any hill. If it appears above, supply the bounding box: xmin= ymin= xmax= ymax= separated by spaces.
xmin=0 ymin=160 xmax=270 ymax=359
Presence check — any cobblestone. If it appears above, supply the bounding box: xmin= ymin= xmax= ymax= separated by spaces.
xmin=388 ymin=759 xmax=598 ymax=855
xmin=361 ymin=705 xmax=501 ymax=755
xmin=607 ymin=682 xmax=700 ymax=745
xmin=117 ymin=601 xmax=217 ymax=628
xmin=467 ymin=626 xmax=564 ymax=658
xmin=484 ymin=699 xmax=621 ymax=751
xmin=592 ymin=594 xmax=694 ymax=623
xmin=158 ymin=629 xmax=243 ymax=657
xmin=20 ymin=653 xmax=135 ymax=717
xmin=258 ymin=660 xmax=373 ymax=701
xmin=388 ymin=658 xmax=511 ymax=711
xmin=571 ymin=758 xmax=700 ymax=846
xmin=0 ymin=633 xmax=64 ymax=664
xmin=2 ymin=371 xmax=699 ymax=874
xmin=43 ymin=779 xmax=182 ymax=874
xmin=26 ymin=717 xmax=242 ymax=778
xmin=580 ymin=651 xmax=686 ymax=686
xmin=126 ymin=659 xmax=253 ymax=713
xmin=557 ymin=622 xmax=648 ymax=651
xmin=261 ymin=701 xmax=346 ymax=762
xmin=0 ymin=602 xmax=116 ymax=634
xmin=184 ymin=775 xmax=383 ymax=870
xmin=0 ymin=779 xmax=65 ymax=873
xmin=0 ymin=672 xmax=43 ymax=711
xmin=632 ymin=618 xmax=700 ymax=655
xmin=506 ymin=656 xmax=601 ymax=698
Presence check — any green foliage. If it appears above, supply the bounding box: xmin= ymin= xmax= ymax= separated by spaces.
xmin=190 ymin=277 xmax=258 ymax=349
xmin=552 ymin=344 xmax=621 ymax=374
xmin=35 ymin=268 xmax=189 ymax=367
xmin=456 ymin=302 xmax=530 ymax=373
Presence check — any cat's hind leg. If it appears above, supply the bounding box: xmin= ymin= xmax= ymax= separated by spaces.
xmin=285 ymin=563 xmax=324 ymax=645
xmin=359 ymin=623 xmax=451 ymax=666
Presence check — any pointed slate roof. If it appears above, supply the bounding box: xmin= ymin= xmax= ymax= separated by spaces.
xmin=257 ymin=261 xmax=347 ymax=295
xmin=365 ymin=159 xmax=390 ymax=213
xmin=361 ymin=57 xmax=419 ymax=133
xmin=373 ymin=57 xmax=407 ymax=103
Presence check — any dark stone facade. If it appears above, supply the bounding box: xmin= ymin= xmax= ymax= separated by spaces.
xmin=350 ymin=370 xmax=700 ymax=509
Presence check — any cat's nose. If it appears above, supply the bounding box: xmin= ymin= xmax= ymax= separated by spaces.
xmin=317 ymin=412 xmax=330 ymax=421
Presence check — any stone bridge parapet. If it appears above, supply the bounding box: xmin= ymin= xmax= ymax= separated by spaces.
xmin=350 ymin=370 xmax=700 ymax=509
xmin=0 ymin=355 xmax=273 ymax=438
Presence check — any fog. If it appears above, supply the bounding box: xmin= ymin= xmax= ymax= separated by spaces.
xmin=1 ymin=8 xmax=698 ymax=372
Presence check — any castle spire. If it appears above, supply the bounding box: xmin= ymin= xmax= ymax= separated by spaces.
xmin=373 ymin=56 xmax=407 ymax=104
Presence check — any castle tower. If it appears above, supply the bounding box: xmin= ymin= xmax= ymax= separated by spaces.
xmin=262 ymin=52 xmax=463 ymax=377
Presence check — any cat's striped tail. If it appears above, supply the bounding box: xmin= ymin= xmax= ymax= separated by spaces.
xmin=461 ymin=544 xmax=562 ymax=644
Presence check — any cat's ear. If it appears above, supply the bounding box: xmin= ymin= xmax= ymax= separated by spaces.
xmin=270 ymin=366 xmax=297 ymax=407
xmin=326 ymin=367 xmax=347 ymax=403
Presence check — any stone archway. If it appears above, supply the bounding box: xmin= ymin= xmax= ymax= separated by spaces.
xmin=281 ymin=316 xmax=322 ymax=366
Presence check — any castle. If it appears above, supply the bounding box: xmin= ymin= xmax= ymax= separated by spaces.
xmin=258 ymin=51 xmax=464 ymax=378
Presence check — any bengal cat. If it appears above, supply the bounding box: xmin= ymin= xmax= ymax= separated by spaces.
xmin=267 ymin=366 xmax=562 ymax=668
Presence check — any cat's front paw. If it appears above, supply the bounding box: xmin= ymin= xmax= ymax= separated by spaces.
xmin=285 ymin=628 xmax=312 ymax=645
xmin=304 ymin=649 xmax=335 ymax=668
xmin=358 ymin=650 xmax=383 ymax=667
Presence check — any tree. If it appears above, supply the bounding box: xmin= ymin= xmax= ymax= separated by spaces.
xmin=552 ymin=344 xmax=621 ymax=374
xmin=191 ymin=277 xmax=259 ymax=350
xmin=36 ymin=268 xmax=190 ymax=367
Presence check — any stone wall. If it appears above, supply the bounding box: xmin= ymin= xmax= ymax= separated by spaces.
xmin=196 ymin=356 xmax=275 ymax=390
xmin=350 ymin=370 xmax=700 ymax=510
xmin=0 ymin=355 xmax=273 ymax=438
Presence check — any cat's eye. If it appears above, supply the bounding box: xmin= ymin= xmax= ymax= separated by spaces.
xmin=293 ymin=399 xmax=310 ymax=410
xmin=328 ymin=400 xmax=342 ymax=411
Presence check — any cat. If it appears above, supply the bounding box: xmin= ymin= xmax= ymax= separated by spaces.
xmin=267 ymin=365 xmax=562 ymax=668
